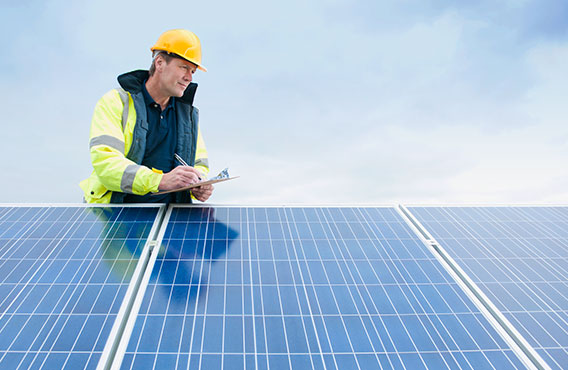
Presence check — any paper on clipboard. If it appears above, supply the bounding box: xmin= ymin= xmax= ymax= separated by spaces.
xmin=151 ymin=167 xmax=238 ymax=195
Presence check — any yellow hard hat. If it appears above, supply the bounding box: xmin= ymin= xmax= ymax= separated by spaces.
xmin=151 ymin=29 xmax=207 ymax=72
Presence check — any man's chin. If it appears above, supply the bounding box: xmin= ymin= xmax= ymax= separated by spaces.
xmin=177 ymin=84 xmax=188 ymax=97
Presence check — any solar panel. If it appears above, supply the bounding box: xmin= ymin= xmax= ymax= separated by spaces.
xmin=0 ymin=205 xmax=162 ymax=370
xmin=117 ymin=206 xmax=528 ymax=369
xmin=407 ymin=206 xmax=568 ymax=370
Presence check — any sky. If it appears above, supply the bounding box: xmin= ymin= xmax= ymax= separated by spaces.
xmin=1 ymin=0 xmax=567 ymax=205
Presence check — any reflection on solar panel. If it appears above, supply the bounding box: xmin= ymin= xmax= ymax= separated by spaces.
xmin=408 ymin=206 xmax=568 ymax=370
xmin=0 ymin=206 xmax=161 ymax=370
xmin=119 ymin=206 xmax=526 ymax=369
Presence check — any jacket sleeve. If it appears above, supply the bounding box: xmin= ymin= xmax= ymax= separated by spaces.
xmin=194 ymin=126 xmax=209 ymax=178
xmin=89 ymin=89 xmax=162 ymax=195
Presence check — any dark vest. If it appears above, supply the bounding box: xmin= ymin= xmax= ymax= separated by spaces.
xmin=111 ymin=70 xmax=199 ymax=203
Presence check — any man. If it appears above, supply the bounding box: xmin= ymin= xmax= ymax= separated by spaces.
xmin=80 ymin=29 xmax=213 ymax=203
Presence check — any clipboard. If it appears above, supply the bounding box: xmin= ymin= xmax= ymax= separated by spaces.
xmin=151 ymin=176 xmax=239 ymax=195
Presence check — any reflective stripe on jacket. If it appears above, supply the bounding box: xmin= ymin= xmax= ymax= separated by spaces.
xmin=79 ymin=70 xmax=209 ymax=203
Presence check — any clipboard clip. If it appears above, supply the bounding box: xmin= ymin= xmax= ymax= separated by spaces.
xmin=175 ymin=153 xmax=229 ymax=182
xmin=210 ymin=168 xmax=230 ymax=181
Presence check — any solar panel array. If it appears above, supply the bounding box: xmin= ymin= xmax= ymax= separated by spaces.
xmin=408 ymin=206 xmax=568 ymax=370
xmin=1 ymin=204 xmax=567 ymax=370
xmin=0 ymin=206 xmax=161 ymax=370
xmin=120 ymin=206 xmax=525 ymax=370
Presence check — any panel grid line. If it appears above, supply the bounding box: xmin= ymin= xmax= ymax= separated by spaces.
xmin=240 ymin=209 xmax=247 ymax=369
xmin=251 ymin=208 xmax=271 ymax=369
xmin=357 ymin=208 xmax=428 ymax=367
xmin=221 ymin=209 xmax=229 ymax=369
xmin=263 ymin=208 xmax=294 ymax=369
xmin=246 ymin=208 xmax=259 ymax=370
xmin=275 ymin=208 xmax=319 ymax=369
xmin=279 ymin=208 xmax=330 ymax=369
xmin=149 ymin=223 xmax=184 ymax=370
xmin=317 ymin=208 xmax=389 ymax=368
xmin=172 ymin=207 xmax=197 ymax=370
xmin=282 ymin=208 xmax=339 ymax=369
xmin=313 ymin=208 xmax=367 ymax=368
xmin=196 ymin=212 xmax=214 ymax=369
xmin=188 ymin=214 xmax=211 ymax=369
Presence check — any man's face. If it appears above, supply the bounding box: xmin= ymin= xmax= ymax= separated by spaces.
xmin=157 ymin=56 xmax=197 ymax=97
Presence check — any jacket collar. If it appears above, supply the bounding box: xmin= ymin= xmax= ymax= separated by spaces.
xmin=117 ymin=70 xmax=198 ymax=106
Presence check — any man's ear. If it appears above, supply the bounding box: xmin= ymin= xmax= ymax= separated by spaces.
xmin=155 ymin=55 xmax=165 ymax=72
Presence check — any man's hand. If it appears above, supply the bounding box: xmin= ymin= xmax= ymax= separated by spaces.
xmin=159 ymin=166 xmax=202 ymax=191
xmin=191 ymin=184 xmax=214 ymax=202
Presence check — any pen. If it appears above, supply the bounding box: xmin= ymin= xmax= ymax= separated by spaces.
xmin=174 ymin=153 xmax=202 ymax=180
xmin=174 ymin=153 xmax=189 ymax=167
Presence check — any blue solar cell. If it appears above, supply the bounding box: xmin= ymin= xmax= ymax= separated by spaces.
xmin=0 ymin=206 xmax=161 ymax=370
xmin=120 ymin=206 xmax=527 ymax=369
xmin=409 ymin=206 xmax=568 ymax=370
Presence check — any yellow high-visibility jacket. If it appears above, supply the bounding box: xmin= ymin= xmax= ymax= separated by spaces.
xmin=80 ymin=70 xmax=209 ymax=203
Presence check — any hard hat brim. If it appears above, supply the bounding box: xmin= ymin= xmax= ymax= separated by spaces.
xmin=150 ymin=47 xmax=207 ymax=72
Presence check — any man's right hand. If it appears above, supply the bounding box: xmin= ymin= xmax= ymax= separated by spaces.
xmin=158 ymin=166 xmax=202 ymax=191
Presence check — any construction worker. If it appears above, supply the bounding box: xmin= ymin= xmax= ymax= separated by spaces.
xmin=80 ymin=29 xmax=213 ymax=203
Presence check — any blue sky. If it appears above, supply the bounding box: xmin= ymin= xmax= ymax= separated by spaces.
xmin=1 ymin=0 xmax=567 ymax=204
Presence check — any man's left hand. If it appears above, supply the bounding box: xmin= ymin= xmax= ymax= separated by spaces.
xmin=192 ymin=184 xmax=214 ymax=202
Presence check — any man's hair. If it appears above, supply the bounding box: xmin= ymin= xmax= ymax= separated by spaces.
xmin=148 ymin=51 xmax=174 ymax=76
